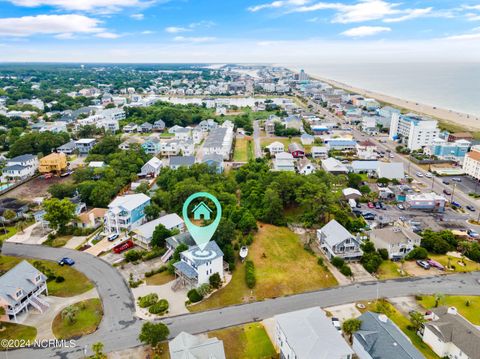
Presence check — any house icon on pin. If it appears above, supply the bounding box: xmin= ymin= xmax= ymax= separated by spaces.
xmin=192 ymin=201 xmax=213 ymax=220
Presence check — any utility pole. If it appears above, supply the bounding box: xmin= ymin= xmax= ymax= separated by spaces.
xmin=451 ymin=183 xmax=456 ymax=203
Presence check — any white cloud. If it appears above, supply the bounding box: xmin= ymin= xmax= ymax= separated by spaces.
xmin=466 ymin=13 xmax=480 ymax=21
xmin=445 ymin=28 xmax=480 ymax=40
xmin=341 ymin=25 xmax=391 ymax=37
xmin=165 ymin=26 xmax=190 ymax=33
xmin=130 ymin=13 xmax=144 ymax=20
xmin=248 ymin=0 xmax=310 ymax=12
xmin=95 ymin=32 xmax=121 ymax=39
xmin=9 ymin=0 xmax=153 ymax=13
xmin=383 ymin=7 xmax=432 ymax=23
xmin=173 ymin=36 xmax=216 ymax=43
xmin=141 ymin=30 xmax=155 ymax=34
xmin=0 ymin=14 xmax=105 ymax=37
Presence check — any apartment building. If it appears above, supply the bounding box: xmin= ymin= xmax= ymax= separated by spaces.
xmin=389 ymin=113 xmax=440 ymax=150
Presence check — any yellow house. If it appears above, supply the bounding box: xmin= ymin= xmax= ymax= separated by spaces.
xmin=39 ymin=152 xmax=67 ymax=174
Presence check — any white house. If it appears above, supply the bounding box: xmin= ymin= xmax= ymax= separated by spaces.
xmin=273 ymin=152 xmax=295 ymax=172
xmin=297 ymin=158 xmax=316 ymax=175
xmin=356 ymin=140 xmax=377 ymax=160
xmin=2 ymin=154 xmax=38 ymax=182
xmin=369 ymin=227 xmax=421 ymax=260
xmin=389 ymin=113 xmax=440 ymax=150
xmin=311 ymin=146 xmax=328 ymax=159
xmin=75 ymin=138 xmax=96 ymax=154
xmin=0 ymin=261 xmax=48 ymax=322
xmin=203 ymin=127 xmax=233 ymax=160
xmin=173 ymin=241 xmax=225 ymax=288
xmin=463 ymin=145 xmax=480 ymax=181
xmin=140 ymin=157 xmax=162 ymax=177
xmin=376 ymin=162 xmax=404 ymax=180
xmin=321 ymin=157 xmax=348 ymax=175
xmin=317 ymin=219 xmax=362 ymax=260
xmin=422 ymin=307 xmax=480 ymax=359
xmin=275 ymin=307 xmax=354 ymax=359
xmin=266 ymin=141 xmax=285 ymax=155
xmin=133 ymin=213 xmax=184 ymax=247
xmin=104 ymin=193 xmax=151 ymax=233
xmin=169 ymin=332 xmax=226 ymax=359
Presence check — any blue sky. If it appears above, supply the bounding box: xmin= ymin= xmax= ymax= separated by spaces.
xmin=0 ymin=0 xmax=480 ymax=62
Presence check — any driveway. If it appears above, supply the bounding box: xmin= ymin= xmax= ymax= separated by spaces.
xmin=7 ymin=222 xmax=49 ymax=244
xmin=350 ymin=262 xmax=376 ymax=282
xmin=85 ymin=234 xmax=127 ymax=256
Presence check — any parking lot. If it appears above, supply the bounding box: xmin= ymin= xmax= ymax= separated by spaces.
xmin=441 ymin=175 xmax=480 ymax=197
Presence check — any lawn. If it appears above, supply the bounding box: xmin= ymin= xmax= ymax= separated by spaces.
xmin=377 ymin=260 xmax=405 ymax=280
xmin=0 ymin=256 xmax=94 ymax=297
xmin=52 ymin=298 xmax=103 ymax=339
xmin=233 ymin=137 xmax=254 ymax=162
xmin=418 ymin=295 xmax=480 ymax=325
xmin=261 ymin=137 xmax=298 ymax=149
xmin=0 ymin=322 xmax=37 ymax=348
xmin=208 ymin=323 xmax=276 ymax=359
xmin=145 ymin=271 xmax=175 ymax=286
xmin=0 ymin=226 xmax=18 ymax=242
xmin=428 ymin=254 xmax=480 ymax=273
xmin=43 ymin=235 xmax=72 ymax=248
xmin=360 ymin=299 xmax=440 ymax=359
xmin=191 ymin=224 xmax=337 ymax=311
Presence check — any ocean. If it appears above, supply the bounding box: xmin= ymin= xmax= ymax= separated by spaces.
xmin=292 ymin=63 xmax=480 ymax=117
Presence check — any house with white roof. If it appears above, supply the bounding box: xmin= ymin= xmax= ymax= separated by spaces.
xmin=370 ymin=227 xmax=421 ymax=260
xmin=266 ymin=141 xmax=285 ymax=155
xmin=321 ymin=157 xmax=348 ymax=175
xmin=173 ymin=241 xmax=225 ymax=288
xmin=317 ymin=219 xmax=362 ymax=260
xmin=2 ymin=154 xmax=38 ymax=182
xmin=376 ymin=162 xmax=404 ymax=180
xmin=0 ymin=261 xmax=48 ymax=322
xmin=140 ymin=156 xmax=162 ymax=177
xmin=300 ymin=133 xmax=314 ymax=145
xmin=169 ymin=332 xmax=226 ymax=359
xmin=273 ymin=152 xmax=295 ymax=172
xmin=133 ymin=213 xmax=184 ymax=247
xmin=356 ymin=140 xmax=378 ymax=160
xmin=104 ymin=193 xmax=151 ymax=233
xmin=275 ymin=307 xmax=354 ymax=359
xmin=311 ymin=146 xmax=328 ymax=159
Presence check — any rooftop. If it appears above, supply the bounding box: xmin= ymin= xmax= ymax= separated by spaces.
xmin=0 ymin=261 xmax=46 ymax=306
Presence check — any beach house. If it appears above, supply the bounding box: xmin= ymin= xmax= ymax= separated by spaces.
xmin=317 ymin=219 xmax=363 ymax=260
xmin=104 ymin=193 xmax=151 ymax=233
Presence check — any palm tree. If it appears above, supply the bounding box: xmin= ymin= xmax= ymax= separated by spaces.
xmin=434 ymin=293 xmax=445 ymax=308
xmin=342 ymin=318 xmax=362 ymax=344
xmin=61 ymin=305 xmax=79 ymax=324
xmin=90 ymin=342 xmax=106 ymax=359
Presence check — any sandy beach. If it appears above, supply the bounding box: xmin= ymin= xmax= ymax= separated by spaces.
xmin=289 ymin=68 xmax=480 ymax=132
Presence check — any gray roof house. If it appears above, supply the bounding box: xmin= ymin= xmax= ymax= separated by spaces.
xmin=168 ymin=156 xmax=196 ymax=170
xmin=0 ymin=261 xmax=48 ymax=322
xmin=169 ymin=331 xmax=226 ymax=359
xmin=153 ymin=119 xmax=166 ymax=131
xmin=321 ymin=157 xmax=348 ymax=174
xmin=139 ymin=122 xmax=153 ymax=133
xmin=370 ymin=227 xmax=421 ymax=260
xmin=377 ymin=162 xmax=405 ymax=180
xmin=57 ymin=140 xmax=77 ymax=154
xmin=422 ymin=307 xmax=480 ymax=359
xmin=275 ymin=307 xmax=354 ymax=359
xmin=133 ymin=213 xmax=184 ymax=246
xmin=353 ymin=311 xmax=424 ymax=359
xmin=317 ymin=219 xmax=363 ymax=260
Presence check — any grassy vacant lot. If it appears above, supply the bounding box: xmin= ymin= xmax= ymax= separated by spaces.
xmin=43 ymin=235 xmax=72 ymax=248
xmin=0 ymin=322 xmax=37 ymax=348
xmin=377 ymin=260 xmax=404 ymax=280
xmin=233 ymin=137 xmax=254 ymax=162
xmin=52 ymin=298 xmax=103 ymax=339
xmin=361 ymin=300 xmax=439 ymax=359
xmin=145 ymin=271 xmax=175 ymax=286
xmin=0 ymin=256 xmax=93 ymax=297
xmin=428 ymin=254 xmax=480 ymax=273
xmin=208 ymin=323 xmax=276 ymax=359
xmin=191 ymin=224 xmax=337 ymax=311
xmin=418 ymin=295 xmax=480 ymax=325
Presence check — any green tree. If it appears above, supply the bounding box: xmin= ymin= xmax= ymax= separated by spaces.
xmin=151 ymin=224 xmax=173 ymax=248
xmin=342 ymin=318 xmax=362 ymax=343
xmin=61 ymin=305 xmax=79 ymax=324
xmin=43 ymin=198 xmax=76 ymax=232
xmin=144 ymin=203 xmax=161 ymax=221
xmin=90 ymin=342 xmax=106 ymax=359
xmin=434 ymin=293 xmax=445 ymax=308
xmin=138 ymin=322 xmax=170 ymax=349
xmin=209 ymin=272 xmax=222 ymax=289
xmin=409 ymin=311 xmax=425 ymax=332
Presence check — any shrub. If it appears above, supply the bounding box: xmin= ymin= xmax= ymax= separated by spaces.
xmin=124 ymin=250 xmax=145 ymax=262
xmin=340 ymin=265 xmax=353 ymax=277
xmin=405 ymin=247 xmax=428 ymax=260
xmin=148 ymin=299 xmax=169 ymax=314
xmin=378 ymin=248 xmax=389 ymax=260
xmin=144 ymin=266 xmax=167 ymax=278
xmin=209 ymin=272 xmax=222 ymax=289
xmin=143 ymin=247 xmax=166 ymax=261
xmin=245 ymin=260 xmax=256 ymax=289
xmin=138 ymin=293 xmax=159 ymax=308
xmin=331 ymin=256 xmax=345 ymax=269
xmin=197 ymin=283 xmax=213 ymax=297
xmin=317 ymin=257 xmax=324 ymax=266
xmin=187 ymin=289 xmax=203 ymax=303
xmin=361 ymin=252 xmax=383 ymax=273
xmin=55 ymin=276 xmax=65 ymax=283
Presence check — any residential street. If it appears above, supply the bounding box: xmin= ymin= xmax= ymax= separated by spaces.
xmin=3 ymin=242 xmax=480 ymax=358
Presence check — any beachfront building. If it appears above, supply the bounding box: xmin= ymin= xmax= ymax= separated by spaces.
xmin=425 ymin=138 xmax=470 ymax=163
xmin=463 ymin=145 xmax=480 ymax=181
xmin=389 ymin=113 xmax=440 ymax=150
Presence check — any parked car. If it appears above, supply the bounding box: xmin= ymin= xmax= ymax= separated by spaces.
xmin=58 ymin=257 xmax=75 ymax=266
xmin=331 ymin=318 xmax=342 ymax=333
xmin=425 ymin=173 xmax=433 ymax=178
xmin=375 ymin=202 xmax=381 ymax=209
xmin=443 ymin=189 xmax=452 ymax=195
xmin=416 ymin=260 xmax=431 ymax=270
xmin=397 ymin=203 xmax=405 ymax=210
xmin=416 ymin=172 xmax=424 ymax=177
xmin=107 ymin=233 xmax=119 ymax=242
xmin=466 ymin=205 xmax=476 ymax=212
xmin=452 ymin=177 xmax=462 ymax=182
xmin=427 ymin=259 xmax=445 ymax=271
xmin=442 ymin=180 xmax=450 ymax=185
xmin=451 ymin=201 xmax=462 ymax=208
xmin=353 ymin=208 xmax=363 ymax=215
xmin=367 ymin=202 xmax=374 ymax=208
xmin=113 ymin=240 xmax=134 ymax=254
xmin=362 ymin=212 xmax=376 ymax=220
xmin=356 ymin=203 xmax=362 ymax=208
xmin=468 ymin=229 xmax=479 ymax=239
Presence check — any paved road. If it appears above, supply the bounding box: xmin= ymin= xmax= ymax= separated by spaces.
xmin=253 ymin=120 xmax=262 ymax=158
xmin=4 ymin=242 xmax=480 ymax=358
xmin=2 ymin=243 xmax=139 ymax=358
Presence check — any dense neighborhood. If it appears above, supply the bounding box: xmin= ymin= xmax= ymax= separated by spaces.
xmin=1 ymin=64 xmax=480 ymax=359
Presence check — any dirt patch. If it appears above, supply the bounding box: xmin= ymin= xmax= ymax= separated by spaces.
xmin=1 ymin=176 xmax=73 ymax=202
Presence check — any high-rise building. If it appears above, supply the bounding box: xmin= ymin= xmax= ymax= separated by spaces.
xmin=389 ymin=113 xmax=440 ymax=150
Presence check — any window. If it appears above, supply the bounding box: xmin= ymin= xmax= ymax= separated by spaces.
xmin=15 ymin=289 xmax=22 ymax=298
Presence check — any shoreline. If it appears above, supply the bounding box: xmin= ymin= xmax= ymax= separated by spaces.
xmin=287 ymin=67 xmax=480 ymax=132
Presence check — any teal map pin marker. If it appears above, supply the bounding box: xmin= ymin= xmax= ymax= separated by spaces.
xmin=182 ymin=192 xmax=222 ymax=251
